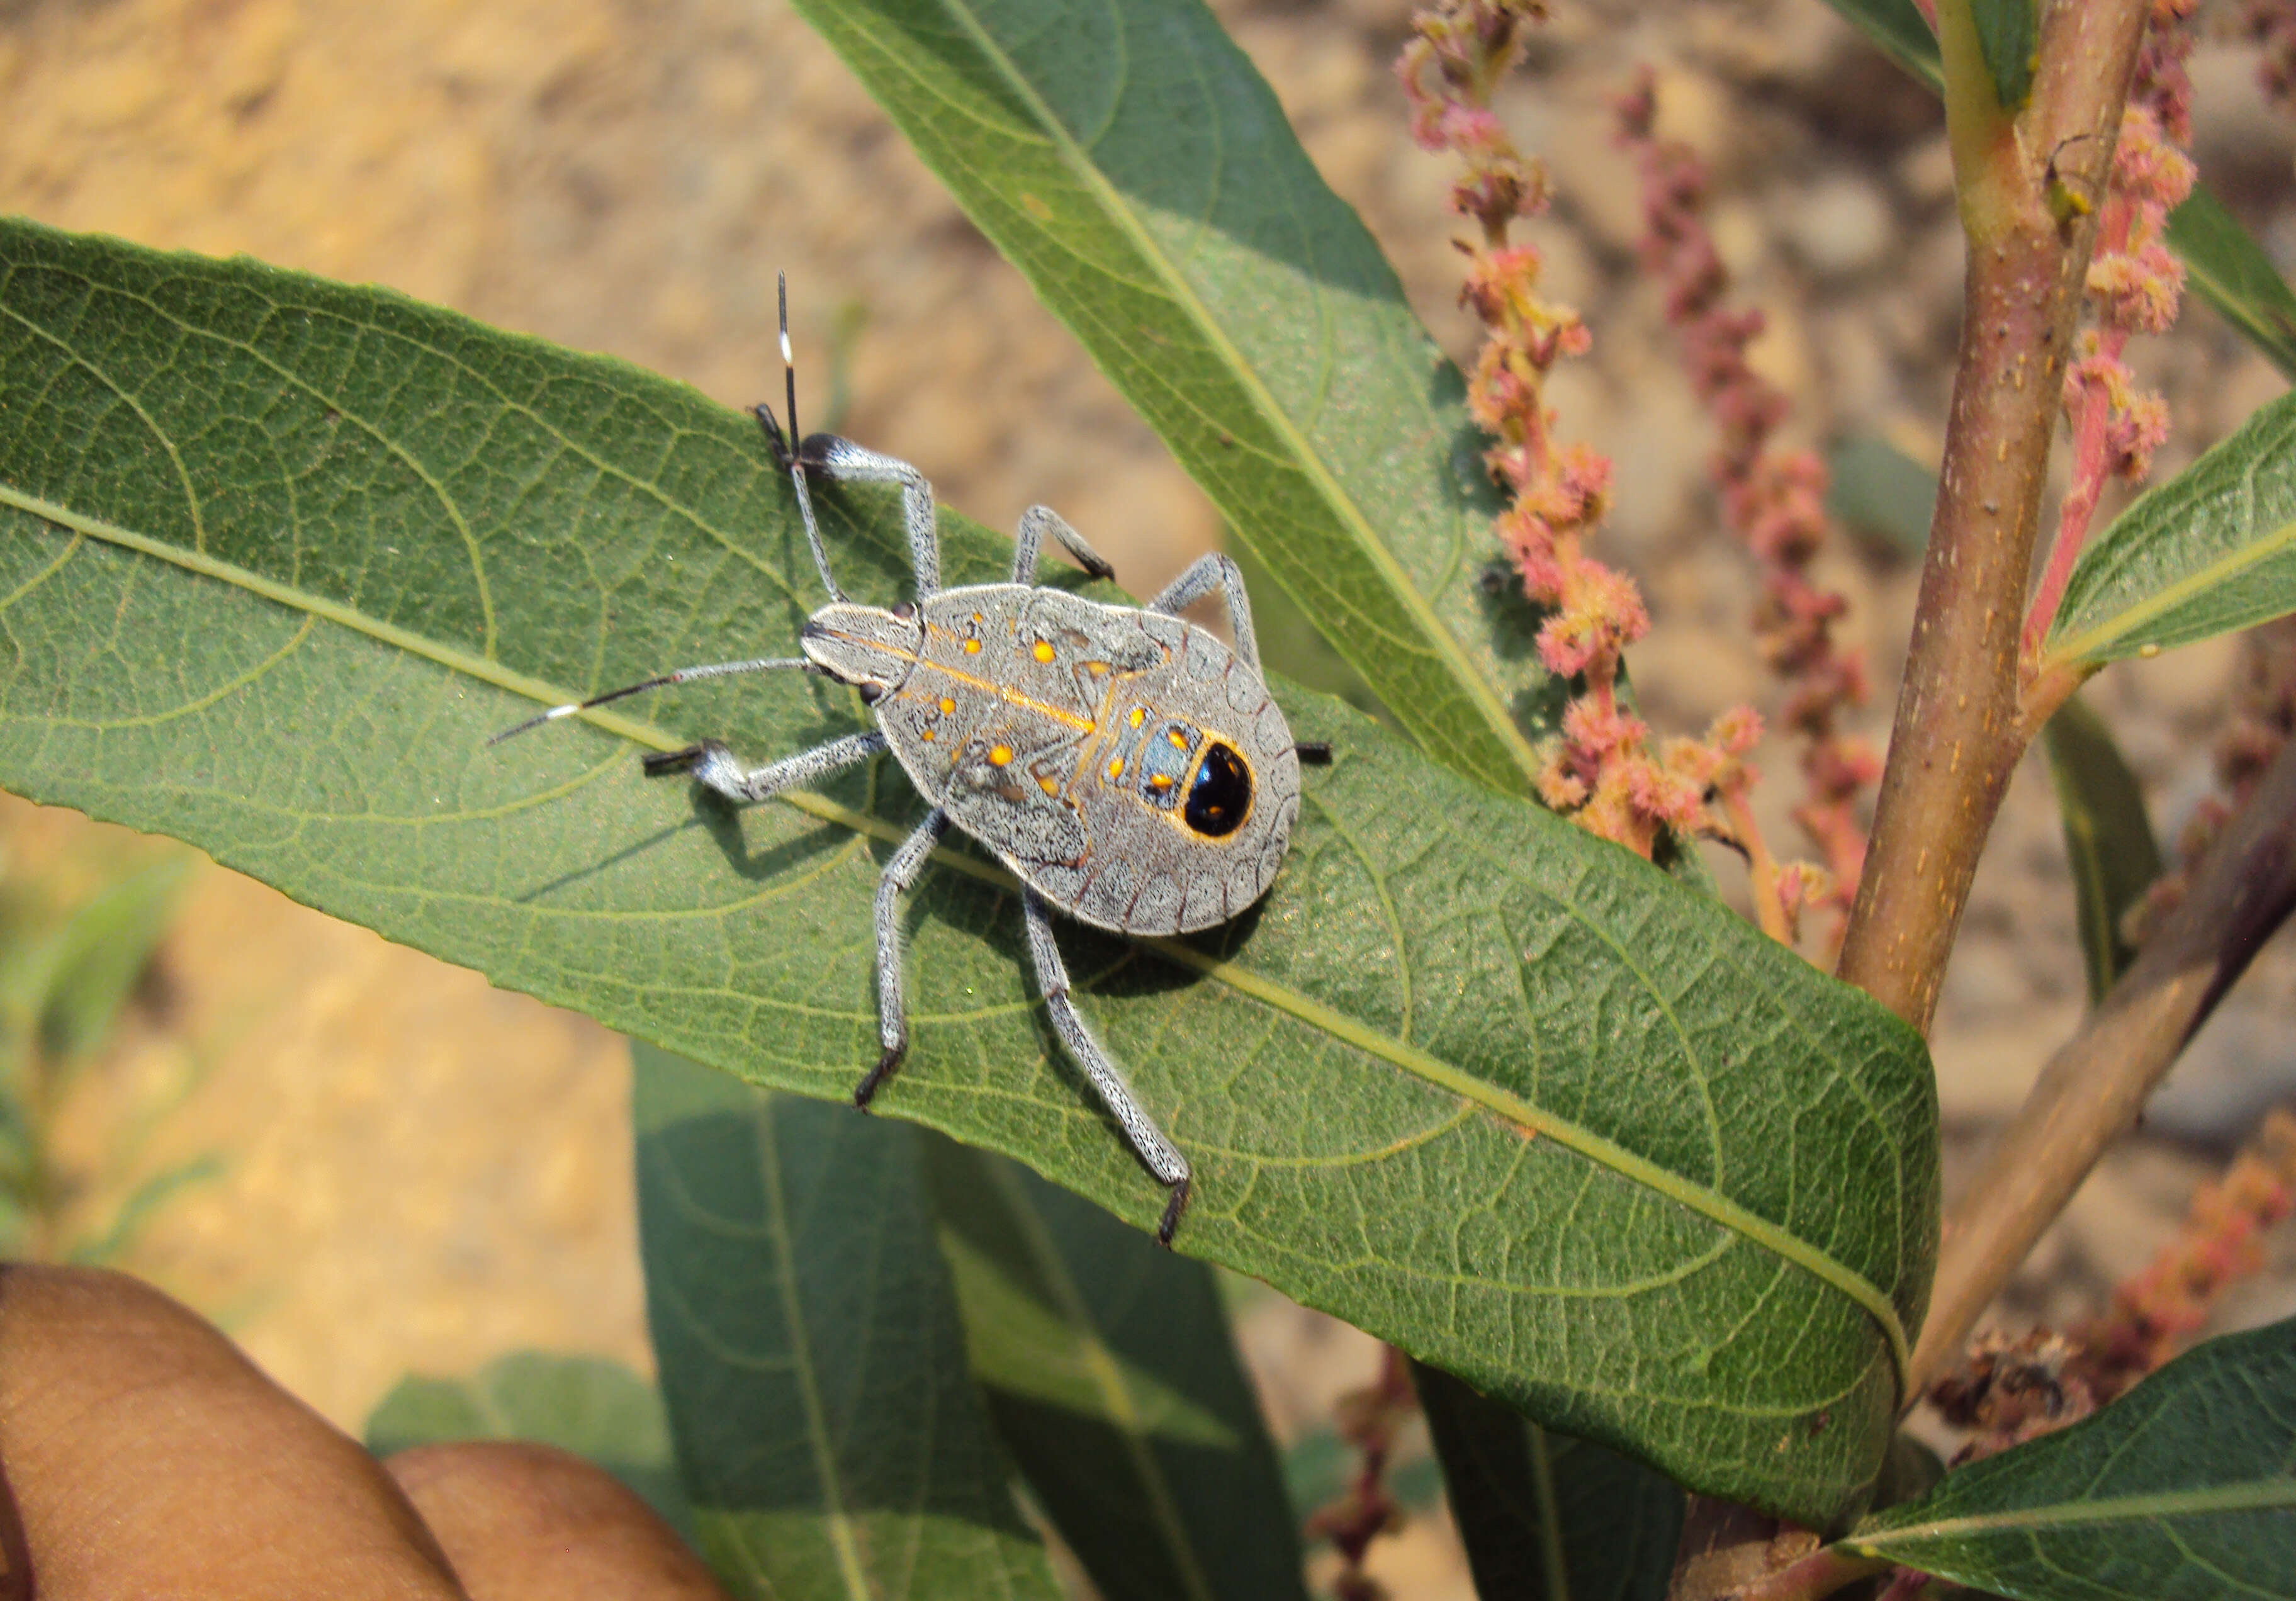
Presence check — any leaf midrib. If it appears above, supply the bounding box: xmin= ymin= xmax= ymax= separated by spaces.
xmin=757 ymin=1104 xmax=877 ymax=1601
xmin=1849 ymin=1476 xmax=2296 ymax=1549
xmin=0 ymin=480 xmax=1910 ymax=1393
xmin=2045 ymin=512 xmax=2296 ymax=665
xmin=879 ymin=0 xmax=1546 ymax=791
xmin=984 ymin=1159 xmax=1219 ymax=1601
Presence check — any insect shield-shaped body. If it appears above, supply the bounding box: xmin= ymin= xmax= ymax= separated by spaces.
xmin=493 ymin=279 xmax=1322 ymax=1245
xmin=804 ymin=585 xmax=1302 ymax=935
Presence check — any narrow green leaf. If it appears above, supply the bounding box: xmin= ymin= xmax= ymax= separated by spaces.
xmin=2166 ymin=188 xmax=2296 ymax=383
xmin=365 ymin=1351 xmax=693 ymax=1541
xmin=1844 ymin=1318 xmax=2296 ymax=1598
xmin=1971 ymin=0 xmax=2036 ymax=110
xmin=1825 ymin=435 xmax=1936 ymax=559
xmin=2043 ymin=388 xmax=2296 ymax=666
xmin=2040 ymin=697 xmax=2161 ymax=1004
xmin=1414 ymin=1361 xmax=1682 ymax=1601
xmin=634 ymin=1045 xmax=1062 ymax=1600
xmin=1226 ymin=533 xmax=1386 ymax=721
xmin=0 ymin=220 xmax=1936 ymax=1525
xmin=1823 ymin=0 xmax=2296 ymax=380
xmin=65 ymin=1153 xmax=224 ymax=1266
xmin=1825 ymin=0 xmax=1947 ymax=84
xmin=924 ymin=1137 xmax=1307 ymax=1601
xmin=786 ymin=0 xmax=1556 ymax=797
xmin=29 ymin=855 xmax=191 ymax=1064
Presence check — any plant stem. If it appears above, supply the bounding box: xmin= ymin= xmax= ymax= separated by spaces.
xmin=1835 ymin=0 xmax=2149 ymax=1033
xmin=1909 ymin=735 xmax=2296 ymax=1395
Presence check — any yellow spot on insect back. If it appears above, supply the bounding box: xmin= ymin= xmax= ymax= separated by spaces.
xmin=1086 ymin=661 xmax=1108 ymax=677
xmin=1149 ymin=773 xmax=1173 ymax=792
xmin=1032 ymin=640 xmax=1055 ymax=663
xmin=1167 ymin=729 xmax=1188 ymax=750
xmin=1106 ymin=758 xmax=1124 ymax=780
xmin=1128 ymin=707 xmax=1145 ymax=728
xmin=989 ymin=744 xmax=1013 ymax=766
xmin=1037 ymin=775 xmax=1060 ymax=794
xmin=964 ymin=639 xmax=981 ymax=654
xmin=938 ymin=697 xmax=955 ymax=714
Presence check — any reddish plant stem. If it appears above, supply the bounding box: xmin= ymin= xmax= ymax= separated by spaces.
xmin=1835 ymin=0 xmax=2149 ymax=1033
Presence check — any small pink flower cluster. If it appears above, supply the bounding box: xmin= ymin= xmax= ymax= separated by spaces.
xmin=1931 ymin=1108 xmax=2296 ymax=1461
xmin=2128 ymin=616 xmax=2296 ymax=940
xmin=2078 ymin=1106 xmax=2296 ymax=1400
xmin=1302 ymin=1345 xmax=1414 ymax=1601
xmin=2243 ymin=0 xmax=2296 ymax=118
xmin=1614 ymin=70 xmax=1881 ymax=939
xmin=2023 ymin=0 xmax=2198 ymax=661
xmin=1402 ymin=3 xmax=1766 ymax=882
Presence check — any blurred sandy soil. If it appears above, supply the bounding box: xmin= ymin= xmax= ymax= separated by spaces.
xmin=4 ymin=0 xmax=2296 ymax=1593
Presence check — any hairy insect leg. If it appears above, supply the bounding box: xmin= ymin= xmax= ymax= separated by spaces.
xmin=852 ymin=807 xmax=951 ymax=1108
xmin=1021 ymin=890 xmax=1193 ymax=1245
xmin=644 ymin=729 xmax=887 ymax=804
xmin=1146 ymin=553 xmax=1259 ymax=672
xmin=801 ymin=435 xmax=943 ymax=602
xmin=1010 ymin=505 xmax=1117 ymax=585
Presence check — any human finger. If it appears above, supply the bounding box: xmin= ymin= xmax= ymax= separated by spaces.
xmin=0 ymin=1264 xmax=463 ymax=1601
xmin=386 ymin=1441 xmax=726 ymax=1601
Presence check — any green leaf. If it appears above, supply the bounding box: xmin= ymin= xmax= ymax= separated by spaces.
xmin=1825 ymin=435 xmax=1936 ymax=559
xmin=1825 ymin=0 xmax=1948 ymax=84
xmin=1823 ymin=0 xmax=2296 ymax=381
xmin=1414 ymin=1360 xmax=1682 ymax=1601
xmin=1843 ymin=1318 xmax=2296 ymax=1598
xmin=0 ymin=220 xmax=1937 ymax=1525
xmin=633 ymin=1045 xmax=1062 ymax=1600
xmin=1971 ymin=0 xmax=2036 ymax=111
xmin=2040 ymin=697 xmax=2161 ymax=1004
xmin=364 ymin=1351 xmax=693 ymax=1541
xmin=2042 ymin=388 xmax=2296 ymax=667
xmin=923 ymin=1136 xmax=1307 ymax=1601
xmin=786 ymin=0 xmax=1556 ymax=798
xmin=65 ymin=1152 xmax=224 ymax=1266
xmin=29 ymin=855 xmax=191 ymax=1064
xmin=2166 ymin=188 xmax=2296 ymax=384
xmin=1225 ymin=532 xmax=1385 ymax=722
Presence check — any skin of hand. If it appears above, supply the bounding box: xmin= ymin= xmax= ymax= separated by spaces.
xmin=0 ymin=1264 xmax=727 ymax=1601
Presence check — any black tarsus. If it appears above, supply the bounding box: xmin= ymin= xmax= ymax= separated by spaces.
xmin=780 ymin=271 xmax=801 ymax=451
xmin=852 ymin=1043 xmax=903 ymax=1109
xmin=1156 ymin=1176 xmax=1191 ymax=1247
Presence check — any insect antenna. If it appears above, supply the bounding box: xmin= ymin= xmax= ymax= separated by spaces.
xmin=486 ymin=655 xmax=816 ymax=747
xmin=753 ymin=271 xmax=848 ymax=604
xmin=1294 ymin=741 xmax=1333 ymax=763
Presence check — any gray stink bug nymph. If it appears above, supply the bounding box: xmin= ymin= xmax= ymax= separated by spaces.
xmin=494 ymin=279 xmax=1327 ymax=1244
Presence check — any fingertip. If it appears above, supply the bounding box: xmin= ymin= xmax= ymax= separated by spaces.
xmin=385 ymin=1442 xmax=725 ymax=1601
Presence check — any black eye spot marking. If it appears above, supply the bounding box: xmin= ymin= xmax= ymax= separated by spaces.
xmin=1183 ymin=741 xmax=1252 ymax=837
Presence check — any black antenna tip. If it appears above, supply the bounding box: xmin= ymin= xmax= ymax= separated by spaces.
xmin=778 ymin=271 xmax=801 ymax=450
xmin=1294 ymin=741 xmax=1333 ymax=765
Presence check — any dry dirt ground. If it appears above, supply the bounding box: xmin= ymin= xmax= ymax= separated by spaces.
xmin=4 ymin=1 xmax=2295 ymax=1594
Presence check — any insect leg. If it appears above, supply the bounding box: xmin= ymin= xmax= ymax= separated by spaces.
xmin=1021 ymin=890 xmax=1193 ymax=1245
xmin=801 ymin=436 xmax=942 ymax=602
xmin=644 ymin=729 xmax=887 ymax=804
xmin=852 ymin=807 xmax=951 ymax=1108
xmin=1145 ymin=553 xmax=1259 ymax=672
xmin=1011 ymin=505 xmax=1117 ymax=585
